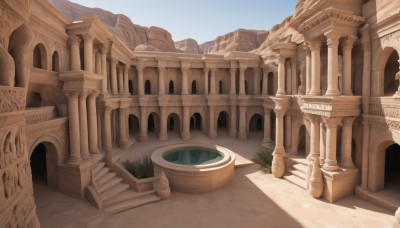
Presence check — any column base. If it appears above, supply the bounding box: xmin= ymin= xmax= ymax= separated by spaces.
xmin=322 ymin=160 xmax=340 ymax=171
xmin=308 ymin=90 xmax=321 ymax=96
xmin=182 ymin=132 xmax=191 ymax=140
xmin=343 ymin=90 xmax=353 ymax=96
xmin=119 ymin=140 xmax=134 ymax=150
xmin=139 ymin=135 xmax=148 ymax=142
xmin=68 ymin=156 xmax=82 ymax=165
xmin=208 ymin=131 xmax=217 ymax=139
xmin=89 ymin=148 xmax=101 ymax=154
xmin=324 ymin=90 xmax=340 ymax=96
xmin=238 ymin=132 xmax=247 ymax=140
xmin=159 ymin=133 xmax=168 ymax=141
xmin=339 ymin=160 xmax=355 ymax=169
xmin=321 ymin=168 xmax=359 ymax=203
xmin=58 ymin=159 xmax=92 ymax=199
xmin=229 ymin=131 xmax=237 ymax=138
xmin=276 ymin=90 xmax=286 ymax=96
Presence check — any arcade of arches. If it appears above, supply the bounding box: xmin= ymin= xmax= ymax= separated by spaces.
xmin=1 ymin=0 xmax=400 ymax=226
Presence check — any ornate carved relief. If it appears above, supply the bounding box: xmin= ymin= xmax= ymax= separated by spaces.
xmin=0 ymin=87 xmax=26 ymax=113
xmin=380 ymin=31 xmax=400 ymax=53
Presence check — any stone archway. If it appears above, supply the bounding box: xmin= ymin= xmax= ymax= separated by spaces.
xmin=128 ymin=114 xmax=140 ymax=140
xmin=383 ymin=49 xmax=399 ymax=96
xmin=248 ymin=113 xmax=263 ymax=138
xmin=32 ymin=43 xmax=47 ymax=70
xmin=29 ymin=140 xmax=59 ymax=189
xmin=148 ymin=112 xmax=160 ymax=136
xmin=190 ymin=113 xmax=202 ymax=131
xmin=167 ymin=113 xmax=181 ymax=136
xmin=217 ymin=111 xmax=229 ymax=134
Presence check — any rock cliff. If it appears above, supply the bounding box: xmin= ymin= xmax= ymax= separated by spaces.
xmin=175 ymin=38 xmax=203 ymax=54
xmin=199 ymin=29 xmax=269 ymax=54
xmin=48 ymin=0 xmax=176 ymax=52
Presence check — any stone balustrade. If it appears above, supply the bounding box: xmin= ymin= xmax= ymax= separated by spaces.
xmin=24 ymin=106 xmax=56 ymax=125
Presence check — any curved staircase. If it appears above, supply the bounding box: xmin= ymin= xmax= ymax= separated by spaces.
xmin=86 ymin=155 xmax=162 ymax=215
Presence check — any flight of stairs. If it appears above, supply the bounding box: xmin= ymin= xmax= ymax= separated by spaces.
xmin=89 ymin=156 xmax=161 ymax=215
xmin=283 ymin=156 xmax=309 ymax=190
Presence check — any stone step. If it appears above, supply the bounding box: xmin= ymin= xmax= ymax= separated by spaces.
xmin=104 ymin=189 xmax=157 ymax=206
xmin=100 ymin=182 xmax=130 ymax=202
xmin=96 ymin=172 xmax=117 ymax=186
xmin=103 ymin=194 xmax=161 ymax=215
xmin=98 ymin=176 xmax=123 ymax=193
xmin=366 ymin=192 xmax=398 ymax=212
xmin=94 ymin=167 xmax=110 ymax=182
xmin=283 ymin=174 xmax=307 ymax=190
xmin=91 ymin=154 xmax=104 ymax=164
xmin=291 ymin=157 xmax=309 ymax=166
xmin=292 ymin=163 xmax=308 ymax=174
xmin=93 ymin=162 xmax=106 ymax=174
xmin=288 ymin=169 xmax=307 ymax=180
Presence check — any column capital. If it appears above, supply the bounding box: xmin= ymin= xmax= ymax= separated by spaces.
xmin=90 ymin=89 xmax=100 ymax=98
xmin=124 ymin=65 xmax=130 ymax=72
xmin=343 ymin=35 xmax=357 ymax=50
xmin=322 ymin=117 xmax=342 ymax=128
xmin=79 ymin=90 xmax=92 ymax=98
xmin=230 ymin=67 xmax=237 ymax=74
xmin=82 ymin=33 xmax=94 ymax=41
xmin=100 ymin=45 xmax=108 ymax=55
xmin=342 ymin=116 xmax=356 ymax=126
xmin=210 ymin=67 xmax=217 ymax=74
xmin=64 ymin=90 xmax=79 ymax=98
xmin=239 ymin=61 xmax=247 ymax=70
xmin=277 ymin=55 xmax=286 ymax=64
xmin=180 ymin=60 xmax=191 ymax=69
xmin=308 ymin=40 xmax=321 ymax=50
xmin=273 ymin=98 xmax=289 ymax=116
xmin=111 ymin=58 xmax=118 ymax=65
xmin=325 ymin=31 xmax=341 ymax=46
xmin=69 ymin=35 xmax=81 ymax=46
xmin=304 ymin=114 xmax=320 ymax=123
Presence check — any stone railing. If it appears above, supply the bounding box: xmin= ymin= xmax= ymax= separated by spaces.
xmin=301 ymin=96 xmax=361 ymax=117
xmin=369 ymin=97 xmax=400 ymax=118
xmin=0 ymin=86 xmax=26 ymax=113
xmin=25 ymin=106 xmax=56 ymax=125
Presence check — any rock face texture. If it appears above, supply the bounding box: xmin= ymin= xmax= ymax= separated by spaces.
xmin=175 ymin=38 xmax=203 ymax=54
xmin=49 ymin=0 xmax=176 ymax=52
xmin=199 ymin=29 xmax=269 ymax=54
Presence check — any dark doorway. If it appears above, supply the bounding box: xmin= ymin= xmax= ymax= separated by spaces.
xmin=30 ymin=143 xmax=47 ymax=183
xmin=385 ymin=144 xmax=400 ymax=188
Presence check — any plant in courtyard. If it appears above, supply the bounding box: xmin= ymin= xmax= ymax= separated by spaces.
xmin=122 ymin=156 xmax=154 ymax=179
xmin=254 ymin=148 xmax=273 ymax=174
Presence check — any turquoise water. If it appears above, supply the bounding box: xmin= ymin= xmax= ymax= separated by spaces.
xmin=163 ymin=148 xmax=223 ymax=165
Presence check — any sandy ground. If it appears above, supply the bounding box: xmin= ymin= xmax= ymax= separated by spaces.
xmin=34 ymin=132 xmax=394 ymax=228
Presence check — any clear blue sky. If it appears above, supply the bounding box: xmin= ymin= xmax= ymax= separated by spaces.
xmin=70 ymin=0 xmax=298 ymax=44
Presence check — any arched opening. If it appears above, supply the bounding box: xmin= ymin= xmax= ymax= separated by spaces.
xmin=298 ymin=125 xmax=306 ymax=156
xmin=190 ymin=113 xmax=202 ymax=130
xmin=30 ymin=142 xmax=58 ymax=189
xmin=219 ymin=80 xmax=223 ymax=94
xmin=167 ymin=113 xmax=181 ymax=136
xmin=148 ymin=114 xmax=155 ymax=132
xmin=145 ymin=80 xmax=151 ymax=94
xmin=147 ymin=112 xmax=160 ymax=138
xmin=217 ymin=111 xmax=229 ymax=134
xmin=129 ymin=80 xmax=133 ymax=94
xmin=169 ymin=80 xmax=174 ymax=94
xmin=245 ymin=80 xmax=248 ymax=95
xmin=268 ymin=72 xmax=274 ymax=95
xmin=383 ymin=50 xmax=400 ymax=96
xmin=33 ymin=43 xmax=47 ymax=70
xmin=26 ymin=92 xmax=42 ymax=108
xmin=192 ymin=80 xmax=197 ymax=94
xmin=52 ymin=51 xmax=59 ymax=72
xmin=384 ymin=144 xmax=400 ymax=190
xmin=249 ymin=114 xmax=263 ymax=139
xmin=128 ymin=114 xmax=140 ymax=140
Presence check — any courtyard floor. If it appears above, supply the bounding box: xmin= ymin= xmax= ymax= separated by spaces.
xmin=34 ymin=132 xmax=394 ymax=228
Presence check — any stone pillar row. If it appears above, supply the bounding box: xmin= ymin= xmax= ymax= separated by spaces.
xmin=65 ymin=89 xmax=101 ymax=164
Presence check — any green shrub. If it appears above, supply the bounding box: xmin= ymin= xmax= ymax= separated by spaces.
xmin=254 ymin=148 xmax=273 ymax=174
xmin=122 ymin=156 xmax=154 ymax=179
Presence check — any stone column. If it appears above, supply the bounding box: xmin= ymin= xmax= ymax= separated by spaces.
xmin=158 ymin=66 xmax=165 ymax=95
xmin=111 ymin=59 xmax=118 ymax=95
xmin=342 ymin=36 xmax=356 ymax=95
xmin=277 ymin=55 xmax=286 ymax=96
xmin=309 ymin=40 xmax=321 ymax=96
xmin=230 ymin=68 xmax=237 ymax=95
xmin=100 ymin=46 xmax=109 ymax=96
xmin=262 ymin=68 xmax=268 ymax=95
xmin=285 ymin=115 xmax=292 ymax=150
xmin=263 ymin=108 xmax=272 ymax=144
xmin=229 ymin=105 xmax=237 ymax=138
xmin=325 ymin=31 xmax=341 ymax=96
xmin=124 ymin=65 xmax=129 ymax=95
xmin=305 ymin=45 xmax=311 ymax=95
xmin=323 ymin=117 xmax=341 ymax=171
xmin=340 ymin=117 xmax=356 ymax=169
xmin=239 ymin=64 xmax=247 ymax=95
xmin=119 ymin=108 xmax=129 ymax=149
xmin=159 ymin=106 xmax=168 ymax=140
xmin=286 ymin=61 xmax=292 ymax=95
xmin=271 ymin=99 xmax=288 ymax=178
xmin=83 ymin=34 xmax=94 ymax=73
xmin=182 ymin=67 xmax=189 ymax=95
xmin=254 ymin=67 xmax=260 ymax=95
xmin=88 ymin=90 xmax=100 ymax=154
xmin=79 ymin=90 xmax=90 ymax=160
xmin=204 ymin=67 xmax=209 ymax=95
xmin=118 ymin=66 xmax=124 ymax=95
xmin=95 ymin=48 xmax=101 ymax=74
xmin=291 ymin=58 xmax=297 ymax=95
xmin=65 ymin=91 xmax=81 ymax=163
xmin=238 ymin=106 xmax=247 ymax=139
xmin=103 ymin=108 xmax=113 ymax=162
xmin=209 ymin=68 xmax=216 ymax=95
xmin=137 ymin=64 xmax=145 ymax=96
xmin=319 ymin=122 xmax=326 ymax=166
xmin=69 ymin=35 xmax=81 ymax=71
xmin=139 ymin=107 xmax=147 ymax=141
xmin=182 ymin=106 xmax=190 ymax=140
xmin=208 ymin=105 xmax=216 ymax=138
xmin=307 ymin=115 xmax=320 ymax=161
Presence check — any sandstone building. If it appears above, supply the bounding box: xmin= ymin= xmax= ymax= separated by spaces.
xmin=1 ymin=0 xmax=400 ymax=226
